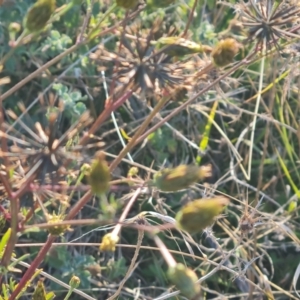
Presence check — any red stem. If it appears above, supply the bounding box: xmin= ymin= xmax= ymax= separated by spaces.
xmin=8 ymin=236 xmax=55 ymax=300
xmin=79 ymin=90 xmax=133 ymax=146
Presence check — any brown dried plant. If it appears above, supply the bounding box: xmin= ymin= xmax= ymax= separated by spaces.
xmin=236 ymin=0 xmax=300 ymax=51
xmin=90 ymin=19 xmax=195 ymax=99
xmin=0 ymin=95 xmax=103 ymax=185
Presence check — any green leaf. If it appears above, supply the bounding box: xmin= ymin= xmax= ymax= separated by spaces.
xmin=46 ymin=292 xmax=56 ymax=300
xmin=0 ymin=229 xmax=11 ymax=255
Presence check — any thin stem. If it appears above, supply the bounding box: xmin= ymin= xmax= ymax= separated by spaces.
xmin=153 ymin=235 xmax=176 ymax=268
xmin=247 ymin=53 xmax=265 ymax=180
xmin=0 ymin=30 xmax=28 ymax=66
xmin=11 ymin=258 xmax=96 ymax=300
xmin=107 ymin=229 xmax=144 ymax=300
xmin=79 ymin=90 xmax=134 ymax=146
xmin=0 ymin=5 xmax=143 ymax=103
xmin=76 ymin=0 xmax=95 ymax=44
xmin=182 ymin=0 xmax=198 ymax=37
xmin=0 ymin=43 xmax=82 ymax=102
xmin=8 ymin=236 xmax=56 ymax=300
xmin=109 ymin=96 xmax=171 ymax=172
xmin=101 ymin=70 xmax=134 ymax=162
xmin=110 ymin=187 xmax=142 ymax=238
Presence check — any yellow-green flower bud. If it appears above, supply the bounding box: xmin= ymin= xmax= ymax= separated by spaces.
xmin=8 ymin=22 xmax=21 ymax=33
xmin=69 ymin=276 xmax=80 ymax=289
xmin=153 ymin=164 xmax=212 ymax=192
xmin=47 ymin=213 xmax=69 ymax=236
xmin=176 ymin=196 xmax=229 ymax=234
xmin=116 ymin=0 xmax=139 ymax=9
xmin=87 ymin=151 xmax=111 ymax=195
xmin=24 ymin=0 xmax=56 ymax=32
xmin=100 ymin=233 xmax=119 ymax=252
xmin=156 ymin=37 xmax=211 ymax=57
xmin=211 ymin=38 xmax=240 ymax=67
xmin=32 ymin=280 xmax=47 ymax=300
xmin=128 ymin=167 xmax=138 ymax=177
xmin=168 ymin=263 xmax=201 ymax=299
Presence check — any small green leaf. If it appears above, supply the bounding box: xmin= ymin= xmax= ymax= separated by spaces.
xmin=0 ymin=229 xmax=11 ymax=255
xmin=46 ymin=292 xmax=55 ymax=300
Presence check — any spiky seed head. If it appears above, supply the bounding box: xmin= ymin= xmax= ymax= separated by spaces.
xmin=100 ymin=233 xmax=119 ymax=252
xmin=168 ymin=263 xmax=201 ymax=299
xmin=212 ymin=38 xmax=240 ymax=67
xmin=116 ymin=0 xmax=139 ymax=9
xmin=175 ymin=196 xmax=229 ymax=234
xmin=87 ymin=151 xmax=110 ymax=195
xmin=24 ymin=0 xmax=56 ymax=32
xmin=153 ymin=164 xmax=212 ymax=192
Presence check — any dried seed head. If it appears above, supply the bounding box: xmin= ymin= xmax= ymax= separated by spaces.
xmin=90 ymin=21 xmax=191 ymax=98
xmin=116 ymin=0 xmax=139 ymax=9
xmin=24 ymin=0 xmax=56 ymax=32
xmin=168 ymin=263 xmax=201 ymax=299
xmin=153 ymin=164 xmax=212 ymax=192
xmin=236 ymin=0 xmax=300 ymax=51
xmin=239 ymin=201 xmax=261 ymax=236
xmin=175 ymin=196 xmax=229 ymax=234
xmin=240 ymin=213 xmax=255 ymax=235
xmin=211 ymin=38 xmax=240 ymax=67
xmin=87 ymin=151 xmax=110 ymax=195
xmin=100 ymin=233 xmax=119 ymax=252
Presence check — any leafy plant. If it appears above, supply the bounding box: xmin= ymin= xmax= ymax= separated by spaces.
xmin=1 ymin=0 xmax=300 ymax=299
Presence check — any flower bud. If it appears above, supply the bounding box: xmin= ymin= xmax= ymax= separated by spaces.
xmin=87 ymin=151 xmax=110 ymax=195
xmin=153 ymin=164 xmax=212 ymax=192
xmin=176 ymin=196 xmax=229 ymax=234
xmin=8 ymin=22 xmax=21 ymax=33
xmin=128 ymin=167 xmax=138 ymax=177
xmin=24 ymin=0 xmax=56 ymax=32
xmin=69 ymin=276 xmax=80 ymax=289
xmin=156 ymin=37 xmax=211 ymax=57
xmin=47 ymin=213 xmax=69 ymax=236
xmin=168 ymin=263 xmax=201 ymax=299
xmin=32 ymin=280 xmax=47 ymax=300
xmin=100 ymin=233 xmax=119 ymax=252
xmin=211 ymin=38 xmax=240 ymax=67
